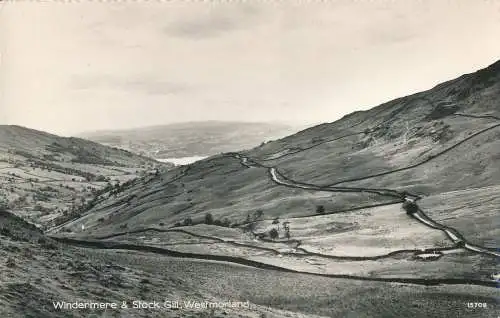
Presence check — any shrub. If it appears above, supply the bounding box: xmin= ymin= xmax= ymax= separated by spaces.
xmin=37 ymin=237 xmax=47 ymax=245
xmin=285 ymin=228 xmax=291 ymax=240
xmin=269 ymin=228 xmax=279 ymax=240
xmin=254 ymin=209 xmax=264 ymax=220
xmin=95 ymin=175 xmax=107 ymax=182
xmin=119 ymin=223 xmax=128 ymax=229
xmin=0 ymin=227 xmax=11 ymax=237
xmin=159 ymin=222 xmax=165 ymax=226
xmin=204 ymin=213 xmax=214 ymax=225
xmin=6 ymin=257 xmax=16 ymax=268
xmin=316 ymin=205 xmax=325 ymax=214
xmin=403 ymin=201 xmax=418 ymax=214
xmin=37 ymin=237 xmax=58 ymax=249
xmin=182 ymin=217 xmax=193 ymax=226
xmin=242 ymin=222 xmax=255 ymax=233
xmin=221 ymin=218 xmax=231 ymax=227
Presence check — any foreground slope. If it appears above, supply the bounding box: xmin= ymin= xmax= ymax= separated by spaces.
xmin=0 ymin=125 xmax=170 ymax=227
xmin=1 ymin=209 xmax=497 ymax=318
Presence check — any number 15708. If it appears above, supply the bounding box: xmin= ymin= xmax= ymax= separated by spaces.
xmin=466 ymin=302 xmax=487 ymax=308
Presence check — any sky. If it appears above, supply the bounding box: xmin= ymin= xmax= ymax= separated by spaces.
xmin=1 ymin=0 xmax=500 ymax=136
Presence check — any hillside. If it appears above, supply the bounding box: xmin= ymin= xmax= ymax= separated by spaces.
xmin=0 ymin=125 xmax=171 ymax=228
xmin=46 ymin=61 xmax=500 ymax=316
xmin=5 ymin=209 xmax=495 ymax=318
xmin=78 ymin=121 xmax=303 ymax=161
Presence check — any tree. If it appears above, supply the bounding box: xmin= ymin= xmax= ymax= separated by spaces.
xmin=254 ymin=209 xmax=264 ymax=220
xmin=316 ymin=205 xmax=325 ymax=214
xmin=272 ymin=217 xmax=280 ymax=231
xmin=243 ymin=222 xmax=256 ymax=233
xmin=283 ymin=222 xmax=291 ymax=240
xmin=204 ymin=213 xmax=214 ymax=225
xmin=403 ymin=201 xmax=418 ymax=214
xmin=221 ymin=218 xmax=231 ymax=227
xmin=269 ymin=228 xmax=279 ymax=240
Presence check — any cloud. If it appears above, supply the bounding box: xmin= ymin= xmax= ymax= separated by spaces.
xmin=69 ymin=74 xmax=191 ymax=96
xmin=164 ymin=4 xmax=261 ymax=39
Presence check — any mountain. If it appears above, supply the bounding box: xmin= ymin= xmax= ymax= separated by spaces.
xmin=46 ymin=61 xmax=500 ymax=316
xmin=0 ymin=125 xmax=171 ymax=228
xmin=78 ymin=121 xmax=304 ymax=160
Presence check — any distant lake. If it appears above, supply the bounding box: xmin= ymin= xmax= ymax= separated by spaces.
xmin=156 ymin=156 xmax=207 ymax=166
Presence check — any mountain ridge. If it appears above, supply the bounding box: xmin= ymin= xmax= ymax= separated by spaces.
xmin=78 ymin=121 xmax=304 ymax=159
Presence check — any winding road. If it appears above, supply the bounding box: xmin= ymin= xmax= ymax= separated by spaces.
xmin=49 ymin=110 xmax=500 ymax=288
xmin=235 ymin=151 xmax=500 ymax=258
xmin=232 ymin=112 xmax=500 ymax=259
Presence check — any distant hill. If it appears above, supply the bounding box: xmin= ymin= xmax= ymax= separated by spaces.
xmin=0 ymin=125 xmax=170 ymax=227
xmin=78 ymin=121 xmax=304 ymax=160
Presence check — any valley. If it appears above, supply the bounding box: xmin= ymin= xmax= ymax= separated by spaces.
xmin=1 ymin=61 xmax=500 ymax=317
xmin=79 ymin=121 xmax=303 ymax=161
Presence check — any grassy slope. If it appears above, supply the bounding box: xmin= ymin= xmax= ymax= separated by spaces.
xmin=0 ymin=125 xmax=170 ymax=227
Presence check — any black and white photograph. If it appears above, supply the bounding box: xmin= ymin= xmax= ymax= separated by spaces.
xmin=0 ymin=1 xmax=499 ymax=317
